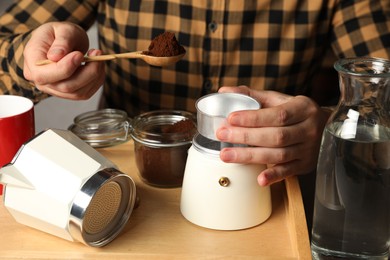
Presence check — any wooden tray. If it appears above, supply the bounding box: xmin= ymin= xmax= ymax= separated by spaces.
xmin=0 ymin=140 xmax=311 ymax=259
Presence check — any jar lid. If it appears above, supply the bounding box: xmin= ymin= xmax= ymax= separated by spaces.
xmin=69 ymin=109 xmax=131 ymax=148
xmin=131 ymin=110 xmax=196 ymax=147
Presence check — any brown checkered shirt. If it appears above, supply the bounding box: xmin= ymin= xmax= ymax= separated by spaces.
xmin=0 ymin=0 xmax=389 ymax=116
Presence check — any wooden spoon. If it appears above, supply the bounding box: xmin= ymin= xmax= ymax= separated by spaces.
xmin=35 ymin=51 xmax=185 ymax=67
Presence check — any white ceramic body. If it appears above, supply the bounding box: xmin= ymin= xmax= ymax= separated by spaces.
xmin=180 ymin=145 xmax=272 ymax=230
xmin=0 ymin=129 xmax=132 ymax=246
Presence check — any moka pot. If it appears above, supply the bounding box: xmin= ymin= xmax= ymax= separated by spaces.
xmin=180 ymin=93 xmax=272 ymax=230
xmin=0 ymin=129 xmax=136 ymax=247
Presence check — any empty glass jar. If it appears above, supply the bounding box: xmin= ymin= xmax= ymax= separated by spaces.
xmin=69 ymin=109 xmax=131 ymax=148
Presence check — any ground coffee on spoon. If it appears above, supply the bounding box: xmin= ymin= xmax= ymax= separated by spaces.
xmin=142 ymin=32 xmax=186 ymax=57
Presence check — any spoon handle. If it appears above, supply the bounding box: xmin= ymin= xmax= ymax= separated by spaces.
xmin=35 ymin=51 xmax=142 ymax=65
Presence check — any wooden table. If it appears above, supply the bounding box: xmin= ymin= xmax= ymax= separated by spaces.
xmin=0 ymin=140 xmax=311 ymax=259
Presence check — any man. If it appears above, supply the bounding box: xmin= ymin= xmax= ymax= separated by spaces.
xmin=1 ymin=0 xmax=389 ymax=189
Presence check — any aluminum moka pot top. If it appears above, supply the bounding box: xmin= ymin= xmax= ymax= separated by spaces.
xmin=196 ymin=92 xmax=260 ymax=141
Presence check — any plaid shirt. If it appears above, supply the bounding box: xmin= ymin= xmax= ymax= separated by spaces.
xmin=0 ymin=0 xmax=389 ymax=117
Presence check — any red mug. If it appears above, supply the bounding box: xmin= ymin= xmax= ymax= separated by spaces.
xmin=0 ymin=95 xmax=35 ymax=195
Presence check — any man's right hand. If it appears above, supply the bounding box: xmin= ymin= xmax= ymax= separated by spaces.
xmin=23 ymin=22 xmax=105 ymax=100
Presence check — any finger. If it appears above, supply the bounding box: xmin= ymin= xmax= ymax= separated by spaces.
xmin=247 ymin=90 xmax=292 ymax=108
xmin=25 ymin=22 xmax=88 ymax=64
xmin=36 ymin=68 xmax=104 ymax=100
xmin=47 ymin=22 xmax=89 ymax=61
xmin=26 ymin=51 xmax=86 ymax=85
xmin=216 ymin=124 xmax=306 ymax=147
xmin=218 ymin=145 xmax=307 ymax=187
xmin=219 ymin=145 xmax=301 ymax=165
xmin=35 ymin=51 xmax=105 ymax=99
xmin=257 ymin=162 xmax=304 ymax=186
xmin=228 ymin=96 xmax=317 ymax=127
xmin=53 ymin=50 xmax=104 ymax=92
xmin=219 ymin=86 xmax=292 ymax=108
xmin=33 ymin=48 xmax=103 ymax=86
xmin=218 ymin=85 xmax=251 ymax=95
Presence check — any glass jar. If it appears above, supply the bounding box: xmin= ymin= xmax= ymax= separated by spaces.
xmin=131 ymin=110 xmax=196 ymax=188
xmin=311 ymin=57 xmax=390 ymax=259
xmin=69 ymin=109 xmax=131 ymax=148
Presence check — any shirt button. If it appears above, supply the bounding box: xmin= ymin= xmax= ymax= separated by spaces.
xmin=203 ymin=80 xmax=213 ymax=92
xmin=208 ymin=22 xmax=218 ymax=32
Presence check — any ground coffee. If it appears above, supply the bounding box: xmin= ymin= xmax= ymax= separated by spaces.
xmin=143 ymin=32 xmax=186 ymax=57
xmin=132 ymin=112 xmax=196 ymax=188
xmin=135 ymin=143 xmax=192 ymax=187
xmin=162 ymin=119 xmax=196 ymax=139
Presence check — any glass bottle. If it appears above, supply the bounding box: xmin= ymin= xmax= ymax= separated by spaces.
xmin=311 ymin=57 xmax=390 ymax=259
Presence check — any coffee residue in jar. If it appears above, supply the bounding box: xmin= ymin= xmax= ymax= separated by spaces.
xmin=142 ymin=32 xmax=186 ymax=57
xmin=162 ymin=119 xmax=196 ymax=135
xmin=132 ymin=113 xmax=196 ymax=188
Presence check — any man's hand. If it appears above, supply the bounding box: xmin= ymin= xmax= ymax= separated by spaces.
xmin=217 ymin=86 xmax=329 ymax=186
xmin=23 ymin=22 xmax=105 ymax=100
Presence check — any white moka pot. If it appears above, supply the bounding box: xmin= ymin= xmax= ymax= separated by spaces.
xmin=0 ymin=129 xmax=136 ymax=247
xmin=180 ymin=93 xmax=272 ymax=230
xmin=180 ymin=135 xmax=272 ymax=230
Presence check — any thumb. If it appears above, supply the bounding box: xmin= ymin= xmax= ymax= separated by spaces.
xmin=46 ymin=22 xmax=89 ymax=62
xmin=47 ymin=46 xmax=67 ymax=61
xmin=219 ymin=86 xmax=291 ymax=108
xmin=248 ymin=90 xmax=292 ymax=108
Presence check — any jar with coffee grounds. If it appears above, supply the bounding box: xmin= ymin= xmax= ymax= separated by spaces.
xmin=130 ymin=110 xmax=196 ymax=188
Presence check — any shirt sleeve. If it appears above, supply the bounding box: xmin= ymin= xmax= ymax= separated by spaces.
xmin=331 ymin=0 xmax=390 ymax=59
xmin=0 ymin=0 xmax=99 ymax=102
